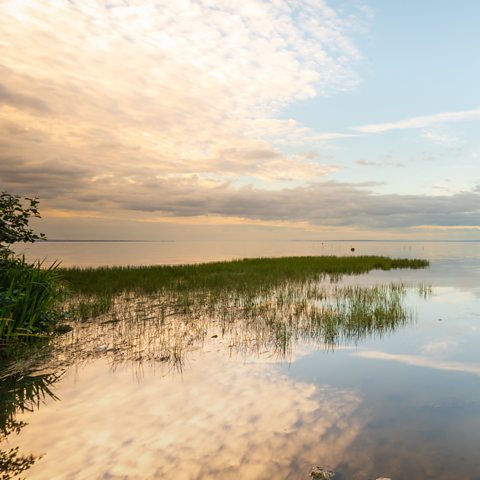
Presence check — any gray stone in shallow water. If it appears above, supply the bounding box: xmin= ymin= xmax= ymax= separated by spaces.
xmin=309 ymin=465 xmax=392 ymax=480
xmin=310 ymin=466 xmax=334 ymax=479
xmin=95 ymin=344 xmax=108 ymax=352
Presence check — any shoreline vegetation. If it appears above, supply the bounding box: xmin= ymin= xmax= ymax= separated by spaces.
xmin=1 ymin=255 xmax=430 ymax=351
xmin=1 ymin=193 xmax=63 ymax=350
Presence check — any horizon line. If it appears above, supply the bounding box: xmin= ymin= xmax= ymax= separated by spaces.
xmin=38 ymin=238 xmax=480 ymax=243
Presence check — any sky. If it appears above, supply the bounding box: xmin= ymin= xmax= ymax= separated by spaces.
xmin=1 ymin=0 xmax=479 ymax=241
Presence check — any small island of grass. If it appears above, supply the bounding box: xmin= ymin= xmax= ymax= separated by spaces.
xmin=62 ymin=255 xmax=429 ymax=296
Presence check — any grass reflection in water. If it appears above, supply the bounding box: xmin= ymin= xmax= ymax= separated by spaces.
xmin=0 ymin=370 xmax=63 ymax=480
xmin=59 ymin=279 xmax=420 ymax=371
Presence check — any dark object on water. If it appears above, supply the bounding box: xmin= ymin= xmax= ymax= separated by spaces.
xmin=350 ymin=247 xmax=355 ymax=252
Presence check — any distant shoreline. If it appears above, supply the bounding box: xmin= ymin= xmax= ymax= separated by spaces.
xmin=41 ymin=239 xmax=171 ymax=243
xmin=40 ymin=239 xmax=480 ymax=243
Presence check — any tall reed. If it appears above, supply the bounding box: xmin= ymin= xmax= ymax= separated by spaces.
xmin=0 ymin=256 xmax=63 ymax=346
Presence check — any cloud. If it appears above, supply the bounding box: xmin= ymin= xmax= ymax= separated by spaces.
xmin=0 ymin=0 xmax=382 ymax=235
xmin=3 ymin=1 xmax=477 ymax=235
xmin=354 ymin=350 xmax=480 ymax=376
xmin=206 ymin=147 xmax=337 ymax=181
xmin=0 ymin=0 xmax=376 ymax=233
xmin=244 ymin=118 xmax=358 ymax=146
xmin=356 ymin=159 xmax=404 ymax=167
xmin=420 ymin=128 xmax=459 ymax=146
xmin=93 ymin=178 xmax=480 ymax=230
xmin=412 ymin=225 xmax=480 ymax=230
xmin=0 ymin=155 xmax=92 ymax=199
xmin=0 ymin=0 xmax=364 ymax=193
xmin=353 ymin=107 xmax=480 ymax=134
xmin=3 ymin=140 xmax=479 ymax=230
xmin=0 ymin=83 xmax=50 ymax=113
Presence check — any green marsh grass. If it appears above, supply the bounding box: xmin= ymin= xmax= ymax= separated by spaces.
xmin=61 ymin=256 xmax=428 ymax=296
xmin=0 ymin=257 xmax=63 ymax=346
xmin=48 ymin=256 xmax=430 ymax=371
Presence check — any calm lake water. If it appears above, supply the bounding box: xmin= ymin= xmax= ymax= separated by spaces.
xmin=3 ymin=240 xmax=480 ymax=479
xmin=16 ymin=239 xmax=480 ymax=267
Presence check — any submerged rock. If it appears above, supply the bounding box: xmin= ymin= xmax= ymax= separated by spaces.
xmin=95 ymin=344 xmax=109 ymax=352
xmin=309 ymin=466 xmax=391 ymax=480
xmin=310 ymin=466 xmax=334 ymax=479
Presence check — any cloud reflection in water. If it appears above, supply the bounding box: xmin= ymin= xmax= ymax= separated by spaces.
xmin=11 ymin=353 xmax=364 ymax=479
xmin=2 ymin=280 xmax=421 ymax=478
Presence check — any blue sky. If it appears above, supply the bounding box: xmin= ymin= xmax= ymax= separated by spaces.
xmin=282 ymin=0 xmax=480 ymax=196
xmin=0 ymin=0 xmax=479 ymax=239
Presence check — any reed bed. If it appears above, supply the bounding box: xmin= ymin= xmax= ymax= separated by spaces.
xmin=60 ymin=256 xmax=428 ymax=296
xmin=1 ymin=255 xmax=430 ymax=372
xmin=0 ymin=257 xmax=63 ymax=346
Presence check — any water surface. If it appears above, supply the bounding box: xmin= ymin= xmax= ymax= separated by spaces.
xmin=3 ymin=241 xmax=480 ymax=479
xmin=18 ymin=239 xmax=480 ymax=267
